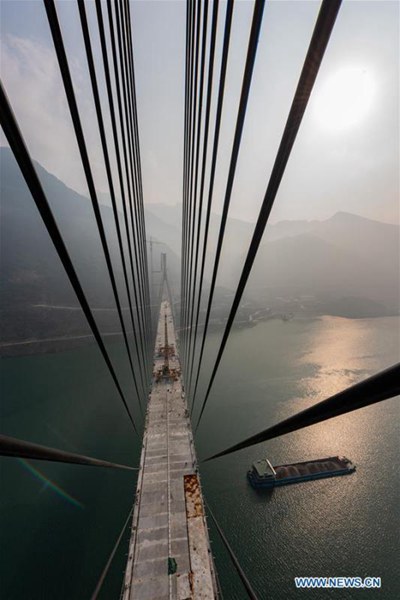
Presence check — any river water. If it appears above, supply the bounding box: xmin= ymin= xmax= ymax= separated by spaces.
xmin=1 ymin=316 xmax=399 ymax=599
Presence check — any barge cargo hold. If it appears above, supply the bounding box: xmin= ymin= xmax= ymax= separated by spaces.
xmin=248 ymin=456 xmax=355 ymax=488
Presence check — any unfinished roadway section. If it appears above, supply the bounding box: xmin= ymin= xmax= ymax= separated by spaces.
xmin=123 ymin=297 xmax=217 ymax=600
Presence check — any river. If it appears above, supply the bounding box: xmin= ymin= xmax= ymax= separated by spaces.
xmin=0 ymin=316 xmax=399 ymax=599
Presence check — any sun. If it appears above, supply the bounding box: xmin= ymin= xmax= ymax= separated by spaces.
xmin=312 ymin=66 xmax=375 ymax=132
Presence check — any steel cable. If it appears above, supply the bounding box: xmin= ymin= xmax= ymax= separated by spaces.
xmin=0 ymin=434 xmax=137 ymax=471
xmin=180 ymin=0 xmax=191 ymax=362
xmin=187 ymin=0 xmax=219 ymax=399
xmin=77 ymin=0 xmax=147 ymax=408
xmin=184 ymin=0 xmax=201 ymax=376
xmin=195 ymin=0 xmax=342 ymax=431
xmin=0 ymin=81 xmax=138 ymax=434
xmin=182 ymin=0 xmax=196 ymax=372
xmin=90 ymin=506 xmax=134 ymax=600
xmin=99 ymin=0 xmax=150 ymax=386
xmin=204 ymin=362 xmax=400 ymax=461
xmin=44 ymin=0 xmax=143 ymax=412
xmin=114 ymin=0 xmax=151 ymax=363
xmin=110 ymin=0 xmax=150 ymax=376
xmin=205 ymin=499 xmax=259 ymax=599
xmin=192 ymin=0 xmax=263 ymax=417
xmin=186 ymin=0 xmax=209 ymax=395
xmin=124 ymin=0 xmax=153 ymax=358
xmin=190 ymin=0 xmax=234 ymax=416
xmin=94 ymin=0 xmax=149 ymax=397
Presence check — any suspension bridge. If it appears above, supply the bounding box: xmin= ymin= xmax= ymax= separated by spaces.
xmin=0 ymin=0 xmax=399 ymax=598
xmin=122 ymin=293 xmax=217 ymax=599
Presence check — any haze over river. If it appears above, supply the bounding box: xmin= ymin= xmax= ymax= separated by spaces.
xmin=1 ymin=316 xmax=398 ymax=599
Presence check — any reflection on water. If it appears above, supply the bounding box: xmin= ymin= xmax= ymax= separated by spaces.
xmin=198 ymin=316 xmax=399 ymax=600
xmin=1 ymin=316 xmax=398 ymax=599
xmin=0 ymin=341 xmax=140 ymax=600
xmin=298 ymin=316 xmax=385 ymax=405
xmin=18 ymin=459 xmax=84 ymax=509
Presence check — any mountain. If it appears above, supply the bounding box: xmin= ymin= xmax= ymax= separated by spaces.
xmin=247 ymin=212 xmax=399 ymax=317
xmin=145 ymin=205 xmax=399 ymax=318
xmin=144 ymin=202 xmax=255 ymax=259
xmin=1 ymin=148 xmax=398 ymax=354
xmin=144 ymin=202 xmax=257 ymax=294
xmin=0 ymin=148 xmax=179 ymax=353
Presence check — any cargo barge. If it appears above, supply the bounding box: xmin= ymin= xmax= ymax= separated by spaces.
xmin=248 ymin=456 xmax=355 ymax=488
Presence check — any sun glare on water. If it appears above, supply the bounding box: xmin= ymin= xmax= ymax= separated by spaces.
xmin=313 ymin=66 xmax=375 ymax=132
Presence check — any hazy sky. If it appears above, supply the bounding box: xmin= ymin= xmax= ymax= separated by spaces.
xmin=1 ymin=0 xmax=399 ymax=225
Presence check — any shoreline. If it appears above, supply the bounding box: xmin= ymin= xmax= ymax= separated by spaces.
xmin=1 ymin=313 xmax=398 ymax=359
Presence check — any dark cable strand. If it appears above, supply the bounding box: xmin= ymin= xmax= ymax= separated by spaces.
xmin=105 ymin=2 xmax=153 ymax=385
xmin=193 ymin=0 xmax=255 ymax=414
xmin=43 ymin=0 xmax=144 ymax=412
xmin=94 ymin=0 xmax=149 ymax=399
xmin=181 ymin=0 xmax=193 ymax=365
xmin=182 ymin=0 xmax=196 ymax=373
xmin=0 ymin=81 xmax=138 ymax=433
xmin=186 ymin=0 xmax=203 ymax=375
xmin=195 ymin=0 xmax=342 ymax=431
xmin=124 ymin=0 xmax=153 ymax=358
xmin=124 ymin=3 xmax=153 ymax=374
xmin=187 ymin=0 xmax=219 ymax=398
xmin=111 ymin=0 xmax=149 ymax=371
xmin=77 ymin=0 xmax=147 ymax=406
xmin=180 ymin=0 xmax=189 ymax=357
xmin=193 ymin=0 xmax=265 ymax=410
xmin=115 ymin=0 xmax=149 ymax=358
xmin=186 ymin=0 xmax=209 ymax=395
xmin=181 ymin=0 xmax=194 ymax=371
xmin=204 ymin=362 xmax=400 ymax=461
xmin=103 ymin=0 xmax=150 ymax=383
xmin=185 ymin=0 xmax=205 ymax=377
xmin=90 ymin=507 xmax=134 ymax=600
xmin=205 ymin=499 xmax=259 ymax=599
xmin=184 ymin=0 xmax=202 ymax=377
xmin=190 ymin=0 xmax=234 ymax=416
xmin=120 ymin=0 xmax=152 ymax=374
xmin=0 ymin=434 xmax=137 ymax=471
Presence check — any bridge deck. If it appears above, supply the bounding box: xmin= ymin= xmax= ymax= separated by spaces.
xmin=123 ymin=300 xmax=217 ymax=599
